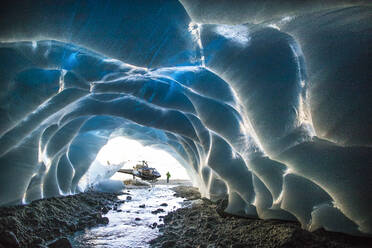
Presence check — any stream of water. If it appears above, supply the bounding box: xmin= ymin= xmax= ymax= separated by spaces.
xmin=71 ymin=184 xmax=187 ymax=248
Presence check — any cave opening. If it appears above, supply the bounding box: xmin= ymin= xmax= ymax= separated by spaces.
xmin=92 ymin=136 xmax=190 ymax=184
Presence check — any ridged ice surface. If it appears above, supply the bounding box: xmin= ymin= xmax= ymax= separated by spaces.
xmin=0 ymin=0 xmax=371 ymax=237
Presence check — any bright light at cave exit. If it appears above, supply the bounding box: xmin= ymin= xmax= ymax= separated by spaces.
xmin=96 ymin=137 xmax=189 ymax=180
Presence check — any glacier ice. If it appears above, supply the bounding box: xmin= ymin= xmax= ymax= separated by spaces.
xmin=0 ymin=0 xmax=371 ymax=237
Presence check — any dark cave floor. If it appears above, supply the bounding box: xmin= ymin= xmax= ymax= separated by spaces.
xmin=150 ymin=187 xmax=372 ymax=248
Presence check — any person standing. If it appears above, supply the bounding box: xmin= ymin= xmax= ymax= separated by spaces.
xmin=166 ymin=171 xmax=171 ymax=183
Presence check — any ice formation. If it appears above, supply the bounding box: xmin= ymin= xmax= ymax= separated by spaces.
xmin=0 ymin=0 xmax=371 ymax=236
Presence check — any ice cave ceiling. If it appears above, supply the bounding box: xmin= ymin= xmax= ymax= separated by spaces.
xmin=0 ymin=0 xmax=371 ymax=237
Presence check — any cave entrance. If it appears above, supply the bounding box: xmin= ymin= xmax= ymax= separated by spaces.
xmin=95 ymin=136 xmax=190 ymax=182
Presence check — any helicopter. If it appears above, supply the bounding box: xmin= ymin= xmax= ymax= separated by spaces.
xmin=117 ymin=160 xmax=161 ymax=181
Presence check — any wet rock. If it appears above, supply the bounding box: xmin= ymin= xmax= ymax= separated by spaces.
xmin=0 ymin=231 xmax=20 ymax=248
xmin=102 ymin=206 xmax=109 ymax=214
xmin=98 ymin=217 xmax=109 ymax=225
xmin=139 ymin=204 xmax=146 ymax=208
xmin=135 ymin=217 xmax=141 ymax=221
xmin=81 ymin=211 xmax=90 ymax=216
xmin=47 ymin=237 xmax=72 ymax=248
xmin=77 ymin=220 xmax=88 ymax=230
xmin=93 ymin=212 xmax=103 ymax=219
xmin=149 ymin=222 xmax=158 ymax=229
xmin=151 ymin=208 xmax=165 ymax=214
xmin=67 ymin=223 xmax=77 ymax=232
xmin=160 ymin=203 xmax=168 ymax=207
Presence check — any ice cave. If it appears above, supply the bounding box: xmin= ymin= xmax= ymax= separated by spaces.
xmin=0 ymin=0 xmax=371 ymax=243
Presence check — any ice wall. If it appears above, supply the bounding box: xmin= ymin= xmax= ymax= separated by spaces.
xmin=180 ymin=0 xmax=372 ymax=24
xmin=0 ymin=0 xmax=371 ymax=237
xmin=0 ymin=0 xmax=198 ymax=68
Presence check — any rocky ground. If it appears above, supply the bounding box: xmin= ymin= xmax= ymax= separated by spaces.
xmin=155 ymin=180 xmax=193 ymax=186
xmin=0 ymin=191 xmax=127 ymax=248
xmin=150 ymin=187 xmax=372 ymax=248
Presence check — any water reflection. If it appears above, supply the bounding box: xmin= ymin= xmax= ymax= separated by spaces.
xmin=71 ymin=185 xmax=185 ymax=248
